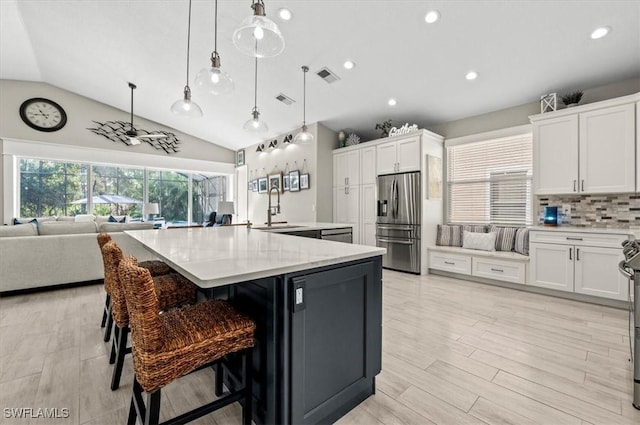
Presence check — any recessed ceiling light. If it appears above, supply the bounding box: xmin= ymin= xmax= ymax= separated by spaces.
xmin=278 ymin=8 xmax=292 ymax=21
xmin=425 ymin=10 xmax=440 ymax=24
xmin=343 ymin=60 xmax=355 ymax=70
xmin=590 ymin=26 xmax=610 ymax=39
xmin=388 ymin=99 xmax=397 ymax=106
xmin=465 ymin=71 xmax=478 ymax=80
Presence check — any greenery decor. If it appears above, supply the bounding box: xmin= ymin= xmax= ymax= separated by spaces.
xmin=375 ymin=120 xmax=393 ymax=137
xmin=560 ymin=90 xmax=583 ymax=106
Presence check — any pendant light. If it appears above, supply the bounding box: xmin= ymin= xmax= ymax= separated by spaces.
xmin=233 ymin=0 xmax=284 ymax=58
xmin=195 ymin=0 xmax=234 ymax=95
xmin=293 ymin=66 xmax=314 ymax=144
xmin=171 ymin=0 xmax=203 ymax=117
xmin=243 ymin=55 xmax=268 ymax=132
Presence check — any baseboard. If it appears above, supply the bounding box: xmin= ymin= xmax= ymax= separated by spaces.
xmin=0 ymin=279 xmax=103 ymax=297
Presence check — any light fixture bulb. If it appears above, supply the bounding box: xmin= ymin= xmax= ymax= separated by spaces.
xmin=425 ymin=10 xmax=440 ymax=23
xmin=171 ymin=86 xmax=203 ymax=117
xmin=388 ymin=98 xmax=397 ymax=106
xmin=343 ymin=60 xmax=355 ymax=70
xmin=465 ymin=71 xmax=478 ymax=80
xmin=590 ymin=26 xmax=610 ymax=39
xmin=244 ymin=108 xmax=268 ymax=132
xmin=233 ymin=1 xmax=285 ymax=58
xmin=294 ymin=125 xmax=314 ymax=144
xmin=195 ymin=54 xmax=235 ymax=95
xmin=294 ymin=66 xmax=313 ymax=145
xmin=278 ymin=8 xmax=292 ymax=20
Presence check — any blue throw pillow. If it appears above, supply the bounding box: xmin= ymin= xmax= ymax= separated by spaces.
xmin=108 ymin=215 xmax=126 ymax=223
xmin=13 ymin=218 xmax=38 ymax=226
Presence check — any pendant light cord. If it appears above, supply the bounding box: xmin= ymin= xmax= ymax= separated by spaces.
xmin=302 ymin=66 xmax=307 ymax=126
xmin=213 ymin=0 xmax=218 ymax=54
xmin=253 ymin=55 xmax=258 ymax=110
xmin=185 ymin=0 xmax=193 ymax=87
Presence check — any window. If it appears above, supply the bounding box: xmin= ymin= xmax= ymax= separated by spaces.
xmin=148 ymin=170 xmax=189 ymax=224
xmin=92 ymin=165 xmax=144 ymax=218
xmin=192 ymin=175 xmax=227 ymax=224
xmin=446 ymin=134 xmax=532 ymax=225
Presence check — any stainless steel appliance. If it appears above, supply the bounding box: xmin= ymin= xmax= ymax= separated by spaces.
xmin=376 ymin=171 xmax=421 ymax=273
xmin=321 ymin=228 xmax=353 ymax=243
xmin=618 ymin=239 xmax=640 ymax=410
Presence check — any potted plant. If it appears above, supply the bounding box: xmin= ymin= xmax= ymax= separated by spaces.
xmin=375 ymin=120 xmax=393 ymax=137
xmin=561 ymin=90 xmax=583 ymax=107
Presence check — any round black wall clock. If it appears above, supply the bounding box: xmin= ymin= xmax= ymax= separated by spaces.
xmin=19 ymin=98 xmax=67 ymax=132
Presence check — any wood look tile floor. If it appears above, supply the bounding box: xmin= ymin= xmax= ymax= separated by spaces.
xmin=1 ymin=270 xmax=638 ymax=425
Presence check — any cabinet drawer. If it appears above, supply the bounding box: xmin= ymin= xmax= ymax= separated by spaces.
xmin=529 ymin=230 xmax=628 ymax=248
xmin=472 ymin=257 xmax=526 ymax=284
xmin=429 ymin=251 xmax=471 ymax=275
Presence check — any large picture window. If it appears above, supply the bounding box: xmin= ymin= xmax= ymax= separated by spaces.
xmin=446 ymin=134 xmax=533 ymax=225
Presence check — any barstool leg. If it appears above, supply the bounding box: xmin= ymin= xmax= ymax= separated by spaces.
xmin=109 ymin=325 xmax=119 ymax=364
xmin=111 ymin=325 xmax=129 ymax=390
xmin=145 ymin=389 xmax=161 ymax=425
xmin=214 ymin=363 xmax=224 ymax=397
xmin=103 ymin=306 xmax=113 ymax=342
xmin=101 ymin=294 xmax=110 ymax=328
xmin=243 ymin=348 xmax=253 ymax=425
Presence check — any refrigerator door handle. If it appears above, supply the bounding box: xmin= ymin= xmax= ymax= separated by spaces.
xmin=377 ymin=225 xmax=414 ymax=231
xmin=377 ymin=238 xmax=414 ymax=245
xmin=393 ymin=179 xmax=399 ymax=219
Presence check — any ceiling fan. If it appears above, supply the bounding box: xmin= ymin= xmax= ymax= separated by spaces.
xmin=125 ymin=82 xmax=167 ymax=145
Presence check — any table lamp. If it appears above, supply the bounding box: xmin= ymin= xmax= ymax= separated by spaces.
xmin=217 ymin=201 xmax=235 ymax=225
xmin=145 ymin=202 xmax=159 ymax=221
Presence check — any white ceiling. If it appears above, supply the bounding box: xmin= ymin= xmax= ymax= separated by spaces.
xmin=2 ymin=1 xmax=639 ymax=151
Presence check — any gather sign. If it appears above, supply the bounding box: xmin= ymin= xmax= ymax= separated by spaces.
xmin=388 ymin=123 xmax=419 ymax=137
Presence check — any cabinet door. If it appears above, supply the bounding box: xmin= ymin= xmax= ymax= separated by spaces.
xmin=360 ymin=146 xmax=377 ymax=185
xmin=396 ymin=136 xmax=421 ymax=172
xmin=574 ymin=246 xmax=628 ymax=301
xmin=360 ymin=184 xmax=377 ymax=246
xmin=533 ymin=115 xmax=579 ymax=194
xmin=334 ymin=187 xmax=349 ymax=224
xmin=334 ymin=151 xmax=359 ymax=187
xmin=529 ymin=243 xmax=574 ymax=292
xmin=376 ymin=141 xmax=398 ymax=175
xmin=347 ymin=185 xmax=360 ymax=244
xmin=579 ymin=103 xmax=635 ymax=193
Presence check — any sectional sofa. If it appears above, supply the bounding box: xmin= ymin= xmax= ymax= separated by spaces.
xmin=0 ymin=217 xmax=157 ymax=293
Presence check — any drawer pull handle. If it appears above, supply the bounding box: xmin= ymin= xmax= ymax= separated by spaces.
xmin=569 ymin=248 xmax=572 ymax=260
xmin=490 ymin=268 xmax=504 ymax=272
xmin=444 ymin=261 xmax=455 ymax=265
xmin=576 ymin=248 xmax=580 ymax=261
xmin=566 ymin=237 xmax=583 ymax=241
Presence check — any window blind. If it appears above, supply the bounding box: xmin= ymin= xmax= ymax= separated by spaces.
xmin=446 ymin=134 xmax=532 ymax=225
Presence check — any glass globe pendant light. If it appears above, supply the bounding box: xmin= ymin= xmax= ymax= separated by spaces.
xmin=195 ymin=0 xmax=234 ymax=95
xmin=293 ymin=66 xmax=314 ymax=144
xmin=171 ymin=0 xmax=203 ymax=117
xmin=233 ymin=0 xmax=285 ymax=58
xmin=243 ymin=55 xmax=268 ymax=132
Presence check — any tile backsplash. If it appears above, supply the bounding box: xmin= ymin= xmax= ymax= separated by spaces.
xmin=537 ymin=193 xmax=640 ymax=228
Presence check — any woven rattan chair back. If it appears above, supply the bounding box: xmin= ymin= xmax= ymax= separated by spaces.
xmin=119 ymin=256 xmax=163 ymax=353
xmin=102 ymin=240 xmax=132 ymax=328
xmin=97 ymin=232 xmax=112 ymax=249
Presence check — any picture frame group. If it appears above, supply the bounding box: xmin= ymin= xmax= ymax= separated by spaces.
xmin=248 ymin=170 xmax=310 ymax=193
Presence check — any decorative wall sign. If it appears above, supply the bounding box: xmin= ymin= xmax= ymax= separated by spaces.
xmin=289 ymin=170 xmax=300 ymax=192
xmin=388 ymin=123 xmax=418 ymax=137
xmin=87 ymin=120 xmax=180 ymax=154
xmin=540 ymin=93 xmax=557 ymax=113
xmin=237 ymin=149 xmax=245 ymax=166
xmin=300 ymin=173 xmax=310 ymax=190
xmin=426 ymin=155 xmax=442 ymax=200
xmin=258 ymin=178 xmax=268 ymax=193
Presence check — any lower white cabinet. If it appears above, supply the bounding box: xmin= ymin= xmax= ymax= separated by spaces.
xmin=472 ymin=257 xmax=526 ymax=285
xmin=429 ymin=251 xmax=472 ymax=275
xmin=334 ymin=186 xmax=360 ymax=244
xmin=529 ymin=230 xmax=629 ymax=301
xmin=428 ymin=248 xmax=527 ymax=284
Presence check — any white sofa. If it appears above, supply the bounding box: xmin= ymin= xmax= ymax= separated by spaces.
xmin=0 ymin=221 xmax=157 ymax=293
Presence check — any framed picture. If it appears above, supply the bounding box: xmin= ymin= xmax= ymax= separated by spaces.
xmin=289 ymin=170 xmax=300 ymax=192
xmin=258 ymin=177 xmax=268 ymax=194
xmin=236 ymin=149 xmax=245 ymax=166
xmin=426 ymin=155 xmax=442 ymax=200
xmin=252 ymin=180 xmax=258 ymax=192
xmin=268 ymin=172 xmax=283 ymax=193
xmin=283 ymin=174 xmax=290 ymax=191
xmin=248 ymin=180 xmax=252 ymax=191
xmin=300 ymin=173 xmax=310 ymax=190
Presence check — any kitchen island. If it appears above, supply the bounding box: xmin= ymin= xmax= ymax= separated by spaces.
xmin=125 ymin=226 xmax=385 ymax=425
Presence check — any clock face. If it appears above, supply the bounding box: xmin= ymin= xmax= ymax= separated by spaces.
xmin=19 ymin=98 xmax=67 ymax=132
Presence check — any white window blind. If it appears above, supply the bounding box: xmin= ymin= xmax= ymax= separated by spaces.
xmin=446 ymin=134 xmax=533 ymax=225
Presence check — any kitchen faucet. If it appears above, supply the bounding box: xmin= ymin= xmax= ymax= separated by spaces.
xmin=267 ymin=186 xmax=281 ymax=227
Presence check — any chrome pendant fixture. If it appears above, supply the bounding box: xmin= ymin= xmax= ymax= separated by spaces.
xmin=233 ymin=0 xmax=284 ymax=58
xmin=195 ymin=0 xmax=234 ymax=95
xmin=293 ymin=66 xmax=314 ymax=144
xmin=243 ymin=55 xmax=268 ymax=132
xmin=171 ymin=0 xmax=203 ymax=117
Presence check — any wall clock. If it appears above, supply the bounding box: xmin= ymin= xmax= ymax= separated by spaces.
xmin=19 ymin=98 xmax=67 ymax=132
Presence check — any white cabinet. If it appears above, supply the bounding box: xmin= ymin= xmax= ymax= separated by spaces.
xmin=529 ymin=229 xmax=629 ymax=301
xmin=360 ymin=184 xmax=377 ymax=246
xmin=334 ymin=186 xmax=360 ymax=244
xmin=334 ymin=149 xmax=360 ymax=187
xmin=532 ymin=98 xmax=636 ymax=195
xmin=376 ymin=135 xmax=421 ymax=175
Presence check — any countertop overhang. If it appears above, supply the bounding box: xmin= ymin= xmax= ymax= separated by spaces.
xmin=125 ymin=226 xmax=385 ymax=288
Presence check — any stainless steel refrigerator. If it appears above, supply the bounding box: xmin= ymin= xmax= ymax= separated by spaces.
xmin=376 ymin=171 xmax=421 ymax=273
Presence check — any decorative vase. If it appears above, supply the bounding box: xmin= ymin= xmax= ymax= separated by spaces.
xmin=338 ymin=131 xmax=346 ymax=148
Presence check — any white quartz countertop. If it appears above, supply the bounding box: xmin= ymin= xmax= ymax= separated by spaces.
xmin=125 ymin=226 xmax=385 ymax=288
xmin=528 ymin=225 xmax=635 ymax=236
xmin=251 ymin=222 xmax=352 ymax=233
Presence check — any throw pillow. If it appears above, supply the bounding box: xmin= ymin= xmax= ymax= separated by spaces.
xmin=462 ymin=231 xmax=496 ymax=251
xmin=436 ymin=224 xmax=462 ymax=247
xmin=107 ymin=215 xmax=127 ymax=223
xmin=12 ymin=217 xmax=38 ymax=226
xmin=488 ymin=225 xmax=518 ymax=252
xmin=463 ymin=224 xmax=487 ymax=233
xmin=74 ymin=214 xmax=96 ymax=222
xmin=514 ymin=228 xmax=530 ymax=256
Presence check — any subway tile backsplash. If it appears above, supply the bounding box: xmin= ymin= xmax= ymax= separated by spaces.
xmin=537 ymin=193 xmax=640 ymax=228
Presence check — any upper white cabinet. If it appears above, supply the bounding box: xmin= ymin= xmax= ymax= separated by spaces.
xmin=531 ymin=95 xmax=638 ymax=195
xmin=376 ymin=135 xmax=421 ymax=175
xmin=334 ymin=149 xmax=360 ymax=187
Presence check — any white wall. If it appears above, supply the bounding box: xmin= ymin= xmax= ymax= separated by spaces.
xmin=240 ymin=122 xmax=337 ymax=225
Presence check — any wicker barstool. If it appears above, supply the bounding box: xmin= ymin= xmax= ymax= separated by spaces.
xmin=118 ymin=256 xmax=256 ymax=425
xmin=97 ymin=233 xmax=173 ymax=342
xmin=101 ymin=240 xmax=197 ymax=390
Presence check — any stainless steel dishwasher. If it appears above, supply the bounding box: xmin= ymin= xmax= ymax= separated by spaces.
xmin=320 ymin=228 xmax=353 ymax=243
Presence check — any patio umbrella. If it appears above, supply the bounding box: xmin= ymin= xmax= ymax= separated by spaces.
xmin=71 ymin=194 xmax=143 ymax=204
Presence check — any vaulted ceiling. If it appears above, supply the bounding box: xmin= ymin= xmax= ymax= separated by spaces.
xmin=2 ymin=0 xmax=639 ymax=150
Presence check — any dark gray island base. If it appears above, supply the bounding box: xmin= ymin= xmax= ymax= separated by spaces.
xmin=212 ymin=256 xmax=383 ymax=425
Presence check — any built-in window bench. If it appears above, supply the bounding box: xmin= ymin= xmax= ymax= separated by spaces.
xmin=428 ymin=246 xmax=529 ymax=285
